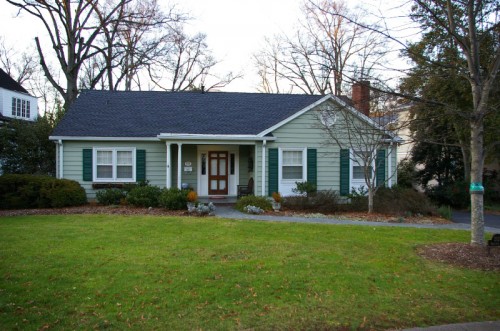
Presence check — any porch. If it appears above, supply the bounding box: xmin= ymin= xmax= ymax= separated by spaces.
xmin=164 ymin=141 xmax=256 ymax=198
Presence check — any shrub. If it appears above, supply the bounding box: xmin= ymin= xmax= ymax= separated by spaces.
xmin=373 ymin=186 xmax=437 ymax=216
xmin=158 ymin=188 xmax=188 ymax=210
xmin=127 ymin=185 xmax=162 ymax=207
xmin=426 ymin=181 xmax=470 ymax=209
xmin=96 ymin=188 xmax=126 ymax=205
xmin=437 ymin=205 xmax=452 ymax=220
xmin=292 ymin=181 xmax=317 ymax=197
xmin=283 ymin=190 xmax=340 ymax=213
xmin=235 ymin=195 xmax=272 ymax=212
xmin=0 ymin=174 xmax=87 ymax=209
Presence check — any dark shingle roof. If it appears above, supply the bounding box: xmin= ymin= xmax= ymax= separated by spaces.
xmin=52 ymin=90 xmax=325 ymax=137
xmin=0 ymin=69 xmax=29 ymax=94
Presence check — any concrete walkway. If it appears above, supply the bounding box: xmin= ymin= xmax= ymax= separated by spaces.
xmin=214 ymin=205 xmax=500 ymax=233
xmin=403 ymin=320 xmax=500 ymax=331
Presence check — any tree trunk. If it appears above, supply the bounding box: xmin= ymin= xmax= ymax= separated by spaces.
xmin=469 ymin=119 xmax=485 ymax=246
xmin=368 ymin=187 xmax=374 ymax=214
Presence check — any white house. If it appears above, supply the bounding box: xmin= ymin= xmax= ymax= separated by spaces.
xmin=0 ymin=68 xmax=38 ymax=124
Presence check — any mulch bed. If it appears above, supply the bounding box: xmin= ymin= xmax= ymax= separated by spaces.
xmin=417 ymin=243 xmax=500 ymax=271
xmin=0 ymin=205 xmax=188 ymax=217
xmin=266 ymin=210 xmax=452 ymax=224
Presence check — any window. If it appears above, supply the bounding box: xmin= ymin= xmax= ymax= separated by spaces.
xmin=351 ymin=150 xmax=374 ymax=181
xmin=94 ymin=148 xmax=135 ymax=182
xmin=11 ymin=97 xmax=31 ymax=118
xmin=282 ymin=150 xmax=304 ymax=180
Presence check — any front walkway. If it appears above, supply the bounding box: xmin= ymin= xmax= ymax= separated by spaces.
xmin=214 ymin=205 xmax=500 ymax=233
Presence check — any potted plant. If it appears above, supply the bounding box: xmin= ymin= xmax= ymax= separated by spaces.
xmin=272 ymin=192 xmax=282 ymax=211
xmin=186 ymin=190 xmax=198 ymax=212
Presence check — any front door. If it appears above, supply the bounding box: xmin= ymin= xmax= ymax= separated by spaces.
xmin=208 ymin=151 xmax=228 ymax=195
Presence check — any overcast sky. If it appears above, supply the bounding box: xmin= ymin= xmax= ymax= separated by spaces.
xmin=0 ymin=0 xmax=407 ymax=92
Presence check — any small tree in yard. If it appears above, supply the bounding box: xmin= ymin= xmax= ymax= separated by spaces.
xmin=317 ymin=98 xmax=399 ymax=213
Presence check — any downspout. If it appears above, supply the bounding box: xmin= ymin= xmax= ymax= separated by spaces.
xmin=387 ymin=142 xmax=392 ymax=188
xmin=261 ymin=140 xmax=266 ymax=196
xmin=58 ymin=140 xmax=63 ymax=179
xmin=166 ymin=142 xmax=171 ymax=188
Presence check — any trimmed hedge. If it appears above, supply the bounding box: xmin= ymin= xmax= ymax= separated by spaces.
xmin=235 ymin=195 xmax=272 ymax=212
xmin=0 ymin=174 xmax=87 ymax=209
xmin=127 ymin=185 xmax=162 ymax=207
xmin=158 ymin=188 xmax=189 ymax=210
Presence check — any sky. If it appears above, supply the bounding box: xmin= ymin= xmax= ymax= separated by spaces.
xmin=0 ymin=0 xmax=306 ymax=92
xmin=0 ymin=0 xmax=408 ymax=93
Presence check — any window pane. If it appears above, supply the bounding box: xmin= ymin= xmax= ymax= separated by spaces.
xmin=219 ymin=159 xmax=226 ymax=176
xmin=210 ymin=159 xmax=217 ymax=175
xmin=26 ymin=101 xmax=30 ymax=118
xmin=11 ymin=98 xmax=16 ymax=115
xmin=97 ymin=165 xmax=113 ymax=178
xmin=230 ymin=154 xmax=235 ymax=175
xmin=97 ymin=151 xmax=113 ymax=165
xmin=16 ymin=99 xmax=21 ymax=116
xmin=283 ymin=166 xmax=303 ymax=179
xmin=117 ymin=166 xmax=133 ymax=179
xmin=353 ymin=166 xmax=372 ymax=179
xmin=117 ymin=151 xmax=132 ymax=165
xmin=201 ymin=154 xmax=206 ymax=175
xmin=283 ymin=151 xmax=302 ymax=165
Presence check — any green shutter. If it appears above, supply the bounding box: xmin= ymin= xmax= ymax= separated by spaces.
xmin=339 ymin=149 xmax=350 ymax=195
xmin=268 ymin=148 xmax=278 ymax=196
xmin=136 ymin=149 xmax=146 ymax=182
xmin=82 ymin=149 xmax=92 ymax=181
xmin=307 ymin=149 xmax=317 ymax=186
xmin=376 ymin=149 xmax=386 ymax=187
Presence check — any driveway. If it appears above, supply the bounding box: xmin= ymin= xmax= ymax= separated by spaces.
xmin=452 ymin=211 xmax=500 ymax=230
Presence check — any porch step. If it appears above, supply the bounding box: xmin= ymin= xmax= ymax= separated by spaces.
xmin=198 ymin=196 xmax=238 ymax=205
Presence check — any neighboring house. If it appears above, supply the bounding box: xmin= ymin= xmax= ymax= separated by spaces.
xmin=0 ymin=68 xmax=38 ymax=124
xmin=49 ymin=90 xmax=399 ymax=200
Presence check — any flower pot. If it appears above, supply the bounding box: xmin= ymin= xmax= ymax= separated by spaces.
xmin=272 ymin=202 xmax=281 ymax=211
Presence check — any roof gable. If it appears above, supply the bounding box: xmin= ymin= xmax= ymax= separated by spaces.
xmin=0 ymin=69 xmax=29 ymax=94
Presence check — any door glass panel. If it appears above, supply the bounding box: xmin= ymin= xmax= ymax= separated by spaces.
xmin=220 ymin=180 xmax=226 ymax=190
xmin=219 ymin=159 xmax=226 ymax=176
xmin=210 ymin=180 xmax=218 ymax=190
xmin=211 ymin=159 xmax=217 ymax=175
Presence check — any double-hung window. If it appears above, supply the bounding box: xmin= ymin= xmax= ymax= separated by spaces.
xmin=282 ymin=150 xmax=304 ymax=180
xmin=94 ymin=148 xmax=135 ymax=182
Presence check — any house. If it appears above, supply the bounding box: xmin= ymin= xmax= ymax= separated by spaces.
xmin=49 ymin=89 xmax=399 ymax=200
xmin=0 ymin=68 xmax=38 ymax=124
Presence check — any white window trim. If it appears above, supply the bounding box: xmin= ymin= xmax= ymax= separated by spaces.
xmin=92 ymin=147 xmax=136 ymax=182
xmin=350 ymin=149 xmax=375 ymax=187
xmin=278 ymin=147 xmax=307 ymax=183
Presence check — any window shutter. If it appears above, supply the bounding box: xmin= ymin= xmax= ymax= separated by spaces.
xmin=268 ymin=148 xmax=278 ymax=196
xmin=136 ymin=149 xmax=146 ymax=182
xmin=307 ymin=149 xmax=317 ymax=186
xmin=376 ymin=149 xmax=386 ymax=187
xmin=339 ymin=149 xmax=350 ymax=195
xmin=83 ymin=149 xmax=92 ymax=181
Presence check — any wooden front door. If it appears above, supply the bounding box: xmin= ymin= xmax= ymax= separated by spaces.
xmin=208 ymin=151 xmax=228 ymax=195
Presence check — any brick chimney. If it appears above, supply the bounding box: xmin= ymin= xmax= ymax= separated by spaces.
xmin=352 ymin=81 xmax=371 ymax=116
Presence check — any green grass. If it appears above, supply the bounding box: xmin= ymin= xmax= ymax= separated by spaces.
xmin=0 ymin=215 xmax=499 ymax=330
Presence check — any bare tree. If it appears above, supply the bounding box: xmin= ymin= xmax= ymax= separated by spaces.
xmin=254 ymin=0 xmax=388 ymax=95
xmin=318 ymin=96 xmax=399 ymax=213
xmin=6 ymin=0 xmax=132 ymax=110
xmin=322 ymin=0 xmax=500 ymax=245
xmin=148 ymin=27 xmax=240 ymax=92
xmin=0 ymin=37 xmax=37 ymax=86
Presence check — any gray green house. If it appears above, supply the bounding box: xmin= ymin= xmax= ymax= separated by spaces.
xmin=49 ymin=90 xmax=399 ymax=200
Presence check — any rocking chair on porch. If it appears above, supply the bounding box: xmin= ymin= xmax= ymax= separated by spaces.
xmin=237 ymin=177 xmax=254 ymax=199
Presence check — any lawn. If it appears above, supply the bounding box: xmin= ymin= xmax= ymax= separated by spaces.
xmin=0 ymin=215 xmax=498 ymax=330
